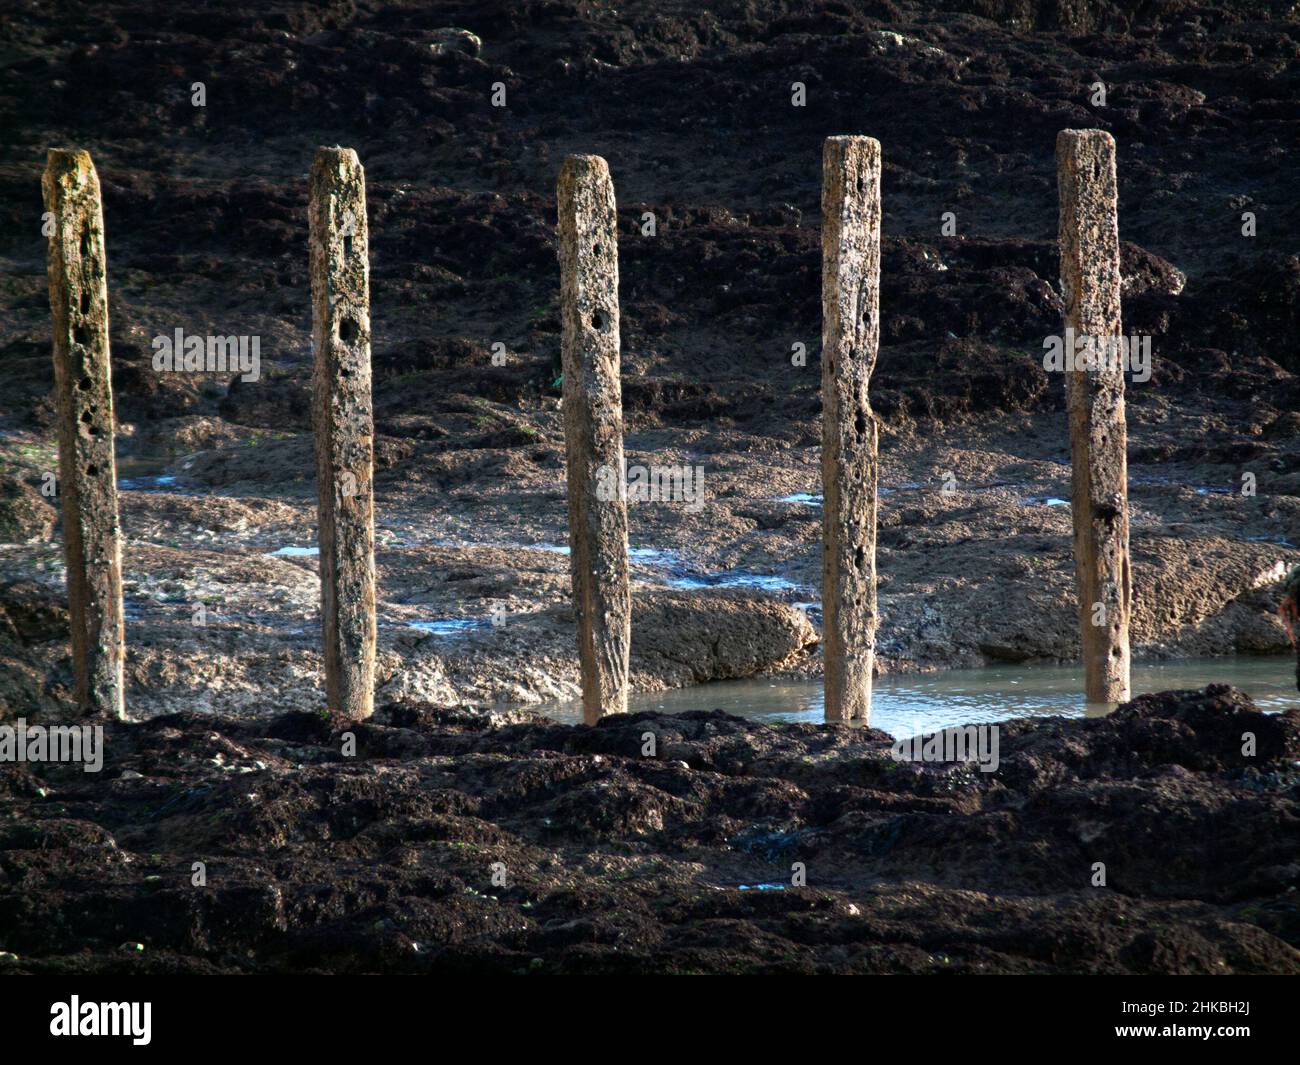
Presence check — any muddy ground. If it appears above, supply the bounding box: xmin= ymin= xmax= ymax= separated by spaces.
xmin=1 ymin=685 xmax=1298 ymax=974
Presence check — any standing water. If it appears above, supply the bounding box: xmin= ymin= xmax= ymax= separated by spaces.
xmin=537 ymin=656 xmax=1297 ymax=736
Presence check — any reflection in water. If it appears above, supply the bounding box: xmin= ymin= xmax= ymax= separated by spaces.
xmin=537 ymin=657 xmax=1297 ymax=737
xmin=117 ymin=454 xmax=183 ymax=493
xmin=407 ymin=618 xmax=489 ymax=637
xmin=666 ymin=572 xmax=799 ymax=593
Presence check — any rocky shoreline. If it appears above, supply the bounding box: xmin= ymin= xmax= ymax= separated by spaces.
xmin=1 ymin=422 xmax=1296 ymax=719
xmin=2 ymin=402 xmax=1297 ymax=718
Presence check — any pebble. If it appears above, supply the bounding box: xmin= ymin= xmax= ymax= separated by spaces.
xmin=429 ymin=28 xmax=482 ymax=58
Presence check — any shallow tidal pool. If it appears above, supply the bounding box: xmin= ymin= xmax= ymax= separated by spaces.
xmin=538 ymin=656 xmax=1297 ymax=737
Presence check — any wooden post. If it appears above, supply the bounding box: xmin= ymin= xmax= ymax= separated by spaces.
xmin=42 ymin=149 xmax=125 ymax=720
xmin=309 ymin=147 xmax=376 ymax=721
xmin=821 ymin=136 xmax=882 ymax=724
xmin=1057 ymin=129 xmax=1132 ymax=705
xmin=557 ymin=155 xmax=631 ymax=725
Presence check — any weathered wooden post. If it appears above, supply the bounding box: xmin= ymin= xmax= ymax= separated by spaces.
xmin=309 ymin=147 xmax=376 ymax=721
xmin=821 ymin=136 xmax=882 ymax=724
xmin=1281 ymin=566 xmax=1300 ymax=691
xmin=42 ymin=149 xmax=126 ymax=720
xmin=1057 ymin=129 xmax=1132 ymax=704
xmin=557 ymin=155 xmax=631 ymax=725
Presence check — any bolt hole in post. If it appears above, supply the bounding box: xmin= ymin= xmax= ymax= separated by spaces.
xmin=73 ymin=324 xmax=91 ymax=345
xmin=339 ymin=317 xmax=360 ymax=343
xmin=590 ymin=308 xmax=606 ymax=331
xmin=343 ymin=234 xmax=353 ymax=258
